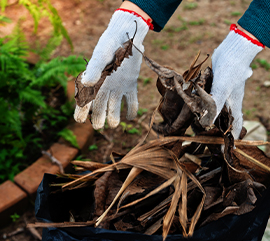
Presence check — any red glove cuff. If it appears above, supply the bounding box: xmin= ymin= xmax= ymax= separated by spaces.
xmin=116 ymin=8 xmax=154 ymax=30
xmin=230 ymin=24 xmax=265 ymax=48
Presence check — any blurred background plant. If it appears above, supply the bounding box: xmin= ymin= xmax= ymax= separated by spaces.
xmin=0 ymin=0 xmax=85 ymax=183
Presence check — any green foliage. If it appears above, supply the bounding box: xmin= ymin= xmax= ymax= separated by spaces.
xmin=89 ymin=144 xmax=98 ymax=151
xmin=183 ymin=3 xmax=198 ymax=10
xmin=120 ymin=122 xmax=141 ymax=135
xmin=58 ymin=129 xmax=79 ymax=148
xmin=164 ymin=16 xmax=188 ymax=33
xmin=0 ymin=27 xmax=85 ymax=183
xmin=152 ymin=39 xmax=164 ymax=45
xmin=1 ymin=0 xmax=72 ymax=48
xmin=161 ymin=44 xmax=169 ymax=50
xmin=1 ymin=0 xmax=8 ymax=12
xmin=0 ymin=15 xmax=11 ymax=24
xmin=142 ymin=77 xmax=152 ymax=86
xmin=164 ymin=25 xmax=188 ymax=32
xmin=127 ymin=128 xmax=140 ymax=134
xmin=10 ymin=213 xmax=20 ymax=222
xmin=256 ymin=59 xmax=270 ymax=71
xmin=188 ymin=19 xmax=205 ymax=26
xmin=231 ymin=11 xmax=242 ymax=16
xmin=251 ymin=63 xmax=258 ymax=70
xmin=137 ymin=108 xmax=148 ymax=116
xmin=224 ymin=19 xmax=231 ymax=25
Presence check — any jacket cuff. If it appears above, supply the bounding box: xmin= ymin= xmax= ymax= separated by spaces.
xmin=238 ymin=0 xmax=270 ymax=48
xmin=230 ymin=24 xmax=265 ymax=48
xmin=116 ymin=8 xmax=154 ymax=30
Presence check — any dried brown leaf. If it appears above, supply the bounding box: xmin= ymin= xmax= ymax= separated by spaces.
xmin=119 ymin=177 xmax=176 ymax=211
xmin=144 ymin=217 xmax=163 ymax=235
xmin=93 ymin=171 xmax=112 ymax=217
xmin=163 ymin=174 xmax=182 ymax=241
xmin=71 ymin=160 xmax=108 ymax=171
xmin=178 ymin=172 xmax=188 ymax=237
xmin=138 ymin=195 xmax=172 ymax=222
xmin=95 ymin=167 xmax=143 ymax=227
xmin=117 ymin=173 xmax=165 ymax=210
xmin=75 ymin=22 xmax=137 ymax=107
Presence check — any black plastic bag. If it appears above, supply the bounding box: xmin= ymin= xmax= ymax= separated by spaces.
xmin=36 ymin=173 xmax=270 ymax=241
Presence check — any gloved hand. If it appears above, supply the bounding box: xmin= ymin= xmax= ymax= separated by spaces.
xmin=210 ymin=24 xmax=264 ymax=139
xmin=74 ymin=9 xmax=152 ymax=129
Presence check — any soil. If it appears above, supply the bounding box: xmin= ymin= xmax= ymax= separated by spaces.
xmin=1 ymin=0 xmax=270 ymax=240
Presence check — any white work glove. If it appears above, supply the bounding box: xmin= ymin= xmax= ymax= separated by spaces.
xmin=210 ymin=24 xmax=264 ymax=139
xmin=74 ymin=9 xmax=151 ymax=129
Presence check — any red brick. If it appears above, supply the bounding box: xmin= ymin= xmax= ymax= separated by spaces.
xmin=14 ymin=143 xmax=78 ymax=199
xmin=0 ymin=181 xmax=28 ymax=227
xmin=67 ymin=79 xmax=75 ymax=101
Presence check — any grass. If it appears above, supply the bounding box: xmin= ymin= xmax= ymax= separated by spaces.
xmin=188 ymin=19 xmax=205 ymax=26
xmin=256 ymin=59 xmax=270 ymax=71
xmin=140 ymin=77 xmax=152 ymax=86
xmin=224 ymin=19 xmax=231 ymax=25
xmin=152 ymin=39 xmax=164 ymax=45
xmin=164 ymin=25 xmax=188 ymax=33
xmin=137 ymin=108 xmax=148 ymax=116
xmin=120 ymin=122 xmax=141 ymax=135
xmin=183 ymin=2 xmax=198 ymax=10
xmin=89 ymin=144 xmax=98 ymax=151
xmin=189 ymin=34 xmax=204 ymax=44
xmin=231 ymin=11 xmax=242 ymax=16
xmin=161 ymin=45 xmax=170 ymax=50
xmin=244 ymin=108 xmax=257 ymax=117
xmin=251 ymin=63 xmax=258 ymax=70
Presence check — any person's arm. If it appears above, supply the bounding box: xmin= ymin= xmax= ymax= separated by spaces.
xmin=74 ymin=2 xmax=153 ymax=129
xmin=127 ymin=0 xmax=183 ymax=31
xmin=120 ymin=1 xmax=152 ymax=23
xmin=209 ymin=24 xmax=264 ymax=139
xmin=238 ymin=0 xmax=270 ymax=48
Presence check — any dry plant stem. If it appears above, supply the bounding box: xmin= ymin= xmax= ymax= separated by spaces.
xmin=27 ymin=227 xmax=42 ymax=240
xmin=28 ymin=210 xmax=132 ymax=229
xmin=27 ymin=221 xmax=95 ymax=228
xmin=179 ymin=172 xmax=188 ymax=237
xmin=168 ymin=148 xmax=206 ymax=237
xmin=140 ymin=121 xmax=158 ymax=139
xmin=138 ymin=195 xmax=173 ymax=222
xmin=155 ymin=136 xmax=269 ymax=146
xmin=42 ymin=150 xmax=64 ymax=174
xmin=234 ymin=148 xmax=270 ymax=172
xmin=95 ymin=167 xmax=143 ymax=227
xmin=103 ymin=142 xmax=114 ymax=163
xmin=133 ymin=97 xmax=163 ymax=147
xmin=3 ymin=227 xmax=24 ymax=239
xmin=144 ymin=217 xmax=163 ymax=235
xmin=163 ymin=174 xmax=182 ymax=240
xmin=119 ymin=176 xmax=176 ymax=210
xmin=71 ymin=160 xmax=108 ymax=171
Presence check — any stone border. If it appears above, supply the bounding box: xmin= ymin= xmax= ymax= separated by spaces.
xmin=0 ymin=81 xmax=94 ymax=227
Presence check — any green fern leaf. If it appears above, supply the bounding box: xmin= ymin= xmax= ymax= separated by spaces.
xmin=19 ymin=87 xmax=46 ymax=107
xmin=58 ymin=128 xmax=79 ymax=148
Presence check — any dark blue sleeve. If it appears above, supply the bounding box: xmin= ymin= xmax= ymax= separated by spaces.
xmin=128 ymin=0 xmax=183 ymax=32
xmin=238 ymin=0 xmax=270 ymax=48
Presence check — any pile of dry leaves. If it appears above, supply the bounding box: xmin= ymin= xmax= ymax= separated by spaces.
xmin=30 ymin=30 xmax=270 ymax=240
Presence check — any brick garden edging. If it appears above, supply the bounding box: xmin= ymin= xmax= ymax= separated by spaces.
xmin=0 ymin=81 xmax=94 ymax=227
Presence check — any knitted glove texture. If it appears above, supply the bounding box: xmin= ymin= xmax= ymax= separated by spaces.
xmin=211 ymin=24 xmax=264 ymax=139
xmin=74 ymin=9 xmax=151 ymax=129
